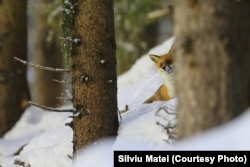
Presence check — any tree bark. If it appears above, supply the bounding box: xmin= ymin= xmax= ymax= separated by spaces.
xmin=33 ymin=0 xmax=64 ymax=107
xmin=67 ymin=0 xmax=118 ymax=152
xmin=174 ymin=0 xmax=250 ymax=138
xmin=0 ymin=0 xmax=30 ymax=136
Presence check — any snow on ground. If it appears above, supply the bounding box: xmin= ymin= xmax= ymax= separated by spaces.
xmin=0 ymin=106 xmax=73 ymax=167
xmin=74 ymin=109 xmax=250 ymax=167
xmin=1 ymin=37 xmax=250 ymax=167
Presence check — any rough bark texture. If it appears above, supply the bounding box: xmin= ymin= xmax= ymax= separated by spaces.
xmin=0 ymin=0 xmax=30 ymax=136
xmin=33 ymin=0 xmax=64 ymax=107
xmin=72 ymin=0 xmax=118 ymax=152
xmin=174 ymin=0 xmax=250 ymax=138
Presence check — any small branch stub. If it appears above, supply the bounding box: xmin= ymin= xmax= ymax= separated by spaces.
xmin=107 ymin=79 xmax=113 ymax=83
xmin=69 ymin=112 xmax=82 ymax=118
xmin=59 ymin=37 xmax=82 ymax=44
xmin=80 ymin=74 xmax=89 ymax=82
xmin=100 ymin=59 xmax=106 ymax=65
xmin=73 ymin=38 xmax=82 ymax=44
xmin=65 ymin=121 xmax=74 ymax=128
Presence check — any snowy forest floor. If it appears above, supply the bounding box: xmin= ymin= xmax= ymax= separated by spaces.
xmin=0 ymin=37 xmax=250 ymax=167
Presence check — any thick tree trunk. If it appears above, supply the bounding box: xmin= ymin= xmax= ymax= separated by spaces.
xmin=33 ymin=0 xmax=64 ymax=107
xmin=69 ymin=0 xmax=118 ymax=152
xmin=174 ymin=0 xmax=250 ymax=138
xmin=0 ymin=0 xmax=30 ymax=136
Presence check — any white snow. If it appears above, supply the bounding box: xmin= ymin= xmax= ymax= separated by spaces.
xmin=1 ymin=37 xmax=250 ymax=167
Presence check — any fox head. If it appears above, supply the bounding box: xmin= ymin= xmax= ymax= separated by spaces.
xmin=149 ymin=46 xmax=174 ymax=74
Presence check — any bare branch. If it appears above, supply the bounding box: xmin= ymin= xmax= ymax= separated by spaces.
xmin=13 ymin=144 xmax=27 ymax=156
xmin=119 ymin=105 xmax=129 ymax=114
xmin=147 ymin=6 xmax=173 ymax=19
xmin=28 ymin=101 xmax=74 ymax=112
xmin=52 ymin=79 xmax=72 ymax=84
xmin=56 ymin=97 xmax=72 ymax=101
xmin=14 ymin=159 xmax=31 ymax=167
xmin=157 ymin=107 xmax=176 ymax=115
xmin=14 ymin=57 xmax=70 ymax=72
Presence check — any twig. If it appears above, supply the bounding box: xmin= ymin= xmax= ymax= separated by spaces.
xmin=67 ymin=155 xmax=73 ymax=159
xmin=59 ymin=37 xmax=81 ymax=44
xmin=156 ymin=121 xmax=176 ymax=144
xmin=13 ymin=144 xmax=27 ymax=156
xmin=118 ymin=109 xmax=122 ymax=121
xmin=157 ymin=107 xmax=176 ymax=115
xmin=14 ymin=159 xmax=31 ymax=167
xmin=156 ymin=121 xmax=176 ymax=131
xmin=56 ymin=97 xmax=72 ymax=101
xmin=119 ymin=105 xmax=129 ymax=114
xmin=52 ymin=79 xmax=72 ymax=84
xmin=28 ymin=101 xmax=74 ymax=112
xmin=147 ymin=6 xmax=173 ymax=19
xmin=14 ymin=57 xmax=70 ymax=72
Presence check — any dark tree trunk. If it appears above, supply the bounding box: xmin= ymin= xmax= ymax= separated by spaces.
xmin=33 ymin=0 xmax=64 ymax=107
xmin=174 ymin=0 xmax=250 ymax=138
xmin=63 ymin=0 xmax=118 ymax=152
xmin=0 ymin=0 xmax=30 ymax=136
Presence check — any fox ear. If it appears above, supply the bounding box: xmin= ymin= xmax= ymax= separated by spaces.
xmin=169 ymin=45 xmax=175 ymax=57
xmin=149 ymin=54 xmax=160 ymax=63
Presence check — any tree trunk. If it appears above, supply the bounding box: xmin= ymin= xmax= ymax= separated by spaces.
xmin=174 ymin=0 xmax=250 ymax=138
xmin=33 ymin=0 xmax=64 ymax=107
xmin=0 ymin=0 xmax=30 ymax=136
xmin=62 ymin=0 xmax=118 ymax=152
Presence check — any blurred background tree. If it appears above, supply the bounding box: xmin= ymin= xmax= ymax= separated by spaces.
xmin=27 ymin=0 xmax=66 ymax=107
xmin=114 ymin=0 xmax=173 ymax=74
xmin=33 ymin=0 xmax=64 ymax=107
xmin=0 ymin=0 xmax=30 ymax=136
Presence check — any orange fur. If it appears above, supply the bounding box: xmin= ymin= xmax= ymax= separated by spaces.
xmin=143 ymin=85 xmax=170 ymax=103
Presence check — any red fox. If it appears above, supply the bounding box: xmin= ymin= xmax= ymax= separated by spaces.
xmin=144 ymin=46 xmax=175 ymax=103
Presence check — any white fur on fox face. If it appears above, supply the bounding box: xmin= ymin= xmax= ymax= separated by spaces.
xmin=158 ymin=66 xmax=175 ymax=98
